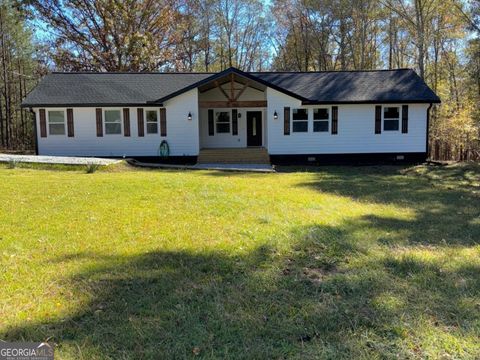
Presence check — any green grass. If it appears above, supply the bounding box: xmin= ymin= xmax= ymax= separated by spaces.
xmin=0 ymin=162 xmax=479 ymax=359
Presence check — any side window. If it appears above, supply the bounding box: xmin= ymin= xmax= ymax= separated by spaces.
xmin=48 ymin=110 xmax=65 ymax=135
xmin=215 ymin=111 xmax=230 ymax=133
xmin=313 ymin=108 xmax=329 ymax=132
xmin=104 ymin=110 xmax=122 ymax=135
xmin=146 ymin=110 xmax=159 ymax=134
xmin=383 ymin=106 xmax=400 ymax=131
xmin=292 ymin=108 xmax=308 ymax=132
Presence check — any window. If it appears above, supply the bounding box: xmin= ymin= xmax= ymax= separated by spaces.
xmin=313 ymin=108 xmax=329 ymax=132
xmin=383 ymin=106 xmax=400 ymax=131
xmin=48 ymin=110 xmax=65 ymax=135
xmin=215 ymin=111 xmax=230 ymax=133
xmin=104 ymin=110 xmax=122 ymax=134
xmin=292 ymin=108 xmax=308 ymax=132
xmin=146 ymin=110 xmax=158 ymax=134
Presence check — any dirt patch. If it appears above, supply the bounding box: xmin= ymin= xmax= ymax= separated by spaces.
xmin=302 ymin=265 xmax=343 ymax=284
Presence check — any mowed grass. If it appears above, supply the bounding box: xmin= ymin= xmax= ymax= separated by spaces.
xmin=0 ymin=162 xmax=479 ymax=359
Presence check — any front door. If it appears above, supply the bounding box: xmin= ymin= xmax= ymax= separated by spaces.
xmin=247 ymin=111 xmax=262 ymax=147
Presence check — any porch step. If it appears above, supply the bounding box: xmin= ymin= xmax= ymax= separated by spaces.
xmin=197 ymin=148 xmax=270 ymax=164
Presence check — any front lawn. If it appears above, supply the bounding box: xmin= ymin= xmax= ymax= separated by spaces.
xmin=0 ymin=163 xmax=479 ymax=359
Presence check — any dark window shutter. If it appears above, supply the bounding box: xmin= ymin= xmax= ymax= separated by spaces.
xmin=232 ymin=109 xmax=238 ymax=135
xmin=137 ymin=108 xmax=144 ymax=137
xmin=96 ymin=108 xmax=103 ymax=137
xmin=375 ymin=105 xmax=382 ymax=134
xmin=123 ymin=108 xmax=130 ymax=137
xmin=67 ymin=108 xmax=74 ymax=137
xmin=160 ymin=108 xmax=167 ymax=137
xmin=284 ymin=107 xmax=290 ymax=135
xmin=331 ymin=106 xmax=338 ymax=135
xmin=208 ymin=109 xmax=214 ymax=136
xmin=402 ymin=105 xmax=408 ymax=133
xmin=39 ymin=109 xmax=47 ymax=137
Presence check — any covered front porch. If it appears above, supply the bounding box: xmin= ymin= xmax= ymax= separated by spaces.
xmin=196 ymin=70 xmax=268 ymax=152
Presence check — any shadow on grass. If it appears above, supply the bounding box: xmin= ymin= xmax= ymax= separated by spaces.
xmin=296 ymin=165 xmax=480 ymax=247
xmin=3 ymin=165 xmax=479 ymax=358
xmin=3 ymin=223 xmax=479 ymax=358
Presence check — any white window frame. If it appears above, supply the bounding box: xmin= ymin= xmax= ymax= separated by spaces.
xmin=145 ymin=109 xmax=160 ymax=135
xmin=215 ymin=109 xmax=231 ymax=134
xmin=291 ymin=108 xmax=309 ymax=133
xmin=313 ymin=107 xmax=330 ymax=133
xmin=103 ymin=108 xmax=123 ymax=135
xmin=382 ymin=105 xmax=401 ymax=132
xmin=47 ymin=109 xmax=66 ymax=136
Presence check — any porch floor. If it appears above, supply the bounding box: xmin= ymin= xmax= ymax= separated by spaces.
xmin=197 ymin=147 xmax=270 ymax=164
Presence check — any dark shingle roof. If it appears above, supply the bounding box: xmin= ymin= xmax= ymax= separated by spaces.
xmin=253 ymin=69 xmax=440 ymax=104
xmin=22 ymin=73 xmax=212 ymax=107
xmin=22 ymin=68 xmax=440 ymax=107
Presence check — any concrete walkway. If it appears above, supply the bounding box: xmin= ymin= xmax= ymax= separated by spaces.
xmin=128 ymin=159 xmax=275 ymax=173
xmin=0 ymin=153 xmax=121 ymax=166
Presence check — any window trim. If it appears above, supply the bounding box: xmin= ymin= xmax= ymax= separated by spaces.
xmin=103 ymin=108 xmax=123 ymax=136
xmin=145 ymin=109 xmax=160 ymax=135
xmin=313 ymin=107 xmax=330 ymax=133
xmin=214 ymin=109 xmax=231 ymax=134
xmin=382 ymin=105 xmax=401 ymax=132
xmin=47 ymin=109 xmax=66 ymax=136
xmin=291 ymin=108 xmax=309 ymax=133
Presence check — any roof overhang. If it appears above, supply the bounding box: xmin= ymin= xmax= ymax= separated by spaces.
xmin=301 ymin=99 xmax=441 ymax=105
xmin=21 ymin=103 xmax=163 ymax=108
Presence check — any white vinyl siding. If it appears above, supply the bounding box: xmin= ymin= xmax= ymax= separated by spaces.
xmin=34 ymin=84 xmax=428 ymax=157
xmin=35 ymin=89 xmax=199 ymax=157
xmin=266 ymin=88 xmax=428 ymax=154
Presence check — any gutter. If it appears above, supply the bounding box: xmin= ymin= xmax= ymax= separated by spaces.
xmin=29 ymin=108 xmax=38 ymax=155
xmin=21 ymin=103 xmax=163 ymax=108
xmin=426 ymin=103 xmax=433 ymax=158
xmin=301 ymin=100 xmax=441 ymax=105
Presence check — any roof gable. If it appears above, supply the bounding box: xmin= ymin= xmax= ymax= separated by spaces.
xmin=149 ymin=67 xmax=308 ymax=104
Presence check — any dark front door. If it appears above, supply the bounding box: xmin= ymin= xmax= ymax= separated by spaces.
xmin=247 ymin=111 xmax=262 ymax=147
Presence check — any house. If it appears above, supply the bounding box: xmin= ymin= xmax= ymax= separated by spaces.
xmin=21 ymin=67 xmax=440 ymax=164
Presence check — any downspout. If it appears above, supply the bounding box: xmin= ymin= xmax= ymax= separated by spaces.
xmin=29 ymin=108 xmax=38 ymax=155
xmin=426 ymin=103 xmax=433 ymax=160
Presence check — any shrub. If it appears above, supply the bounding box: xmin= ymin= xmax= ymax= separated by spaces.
xmin=7 ymin=159 xmax=17 ymax=169
xmin=85 ymin=163 xmax=100 ymax=174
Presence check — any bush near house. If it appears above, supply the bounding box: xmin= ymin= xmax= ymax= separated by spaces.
xmin=0 ymin=163 xmax=479 ymax=359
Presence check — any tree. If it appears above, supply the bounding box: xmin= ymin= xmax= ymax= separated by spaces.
xmin=211 ymin=0 xmax=270 ymax=71
xmin=27 ymin=0 xmax=186 ymax=71
xmin=0 ymin=0 xmax=39 ymax=150
xmin=172 ymin=0 xmax=271 ymax=72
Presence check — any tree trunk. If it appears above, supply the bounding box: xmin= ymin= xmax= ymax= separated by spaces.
xmin=0 ymin=8 xmax=11 ymax=148
xmin=414 ymin=0 xmax=426 ymax=79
